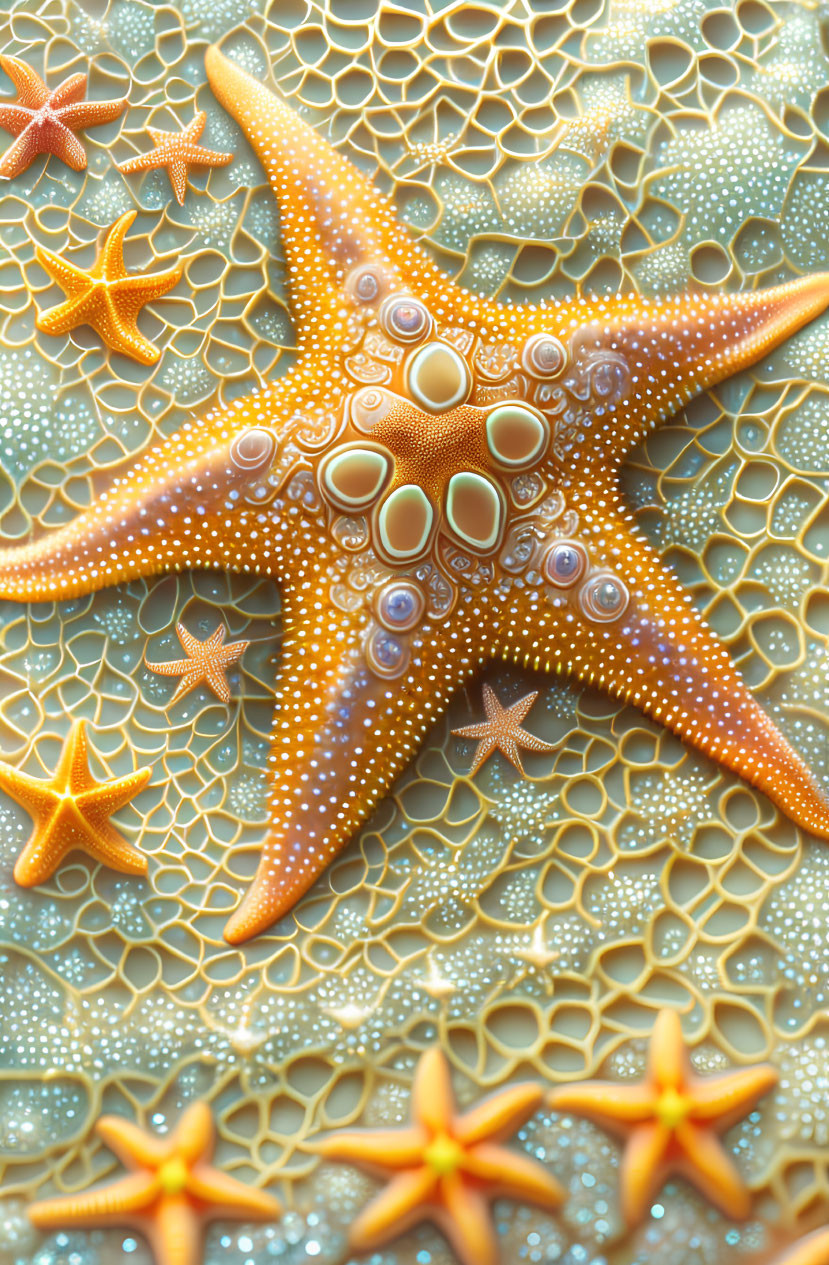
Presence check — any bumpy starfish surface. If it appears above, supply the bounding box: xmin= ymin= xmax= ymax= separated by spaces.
xmin=548 ymin=1008 xmax=778 ymax=1225
xmin=0 ymin=719 xmax=150 ymax=886
xmin=28 ymin=1101 xmax=281 ymax=1265
xmin=0 ymin=54 xmax=125 ymax=179
xmin=145 ymin=620 xmax=250 ymax=705
xmin=117 ymin=109 xmax=233 ymax=204
xmin=34 ymin=210 xmax=182 ymax=364
xmin=314 ymin=1046 xmax=562 ymax=1265
xmin=2 ymin=47 xmax=829 ymax=941
xmin=774 ymin=1228 xmax=829 ymax=1265
xmin=453 ymin=684 xmax=556 ymax=775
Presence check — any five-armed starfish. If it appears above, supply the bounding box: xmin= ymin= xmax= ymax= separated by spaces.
xmin=145 ymin=620 xmax=249 ymax=704
xmin=117 ymin=109 xmax=233 ymax=205
xmin=3 ymin=46 xmax=829 ymax=942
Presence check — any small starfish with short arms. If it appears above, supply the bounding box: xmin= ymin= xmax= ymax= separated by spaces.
xmin=314 ymin=1046 xmax=562 ymax=1265
xmin=28 ymin=1101 xmax=282 ymax=1265
xmin=0 ymin=719 xmax=150 ymax=886
xmin=117 ymin=109 xmax=233 ymax=205
xmin=453 ymin=684 xmax=556 ymax=776
xmin=0 ymin=53 xmax=125 ymax=179
xmin=145 ymin=620 xmax=250 ymax=705
xmin=34 ymin=209 xmax=182 ymax=364
xmin=548 ymin=1008 xmax=778 ymax=1226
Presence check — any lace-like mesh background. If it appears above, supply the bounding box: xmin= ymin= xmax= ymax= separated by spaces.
xmin=1 ymin=1 xmax=829 ymax=1262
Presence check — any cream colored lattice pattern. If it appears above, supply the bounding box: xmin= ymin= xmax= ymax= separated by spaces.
xmin=1 ymin=1 xmax=829 ymax=1263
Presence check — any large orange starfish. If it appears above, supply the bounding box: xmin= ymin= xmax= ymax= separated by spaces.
xmin=28 ymin=1100 xmax=281 ymax=1265
xmin=34 ymin=209 xmax=183 ymax=364
xmin=314 ymin=1046 xmax=562 ymax=1265
xmin=145 ymin=620 xmax=250 ymax=704
xmin=0 ymin=54 xmax=125 ymax=179
xmin=2 ymin=46 xmax=829 ymax=941
xmin=0 ymin=719 xmax=150 ymax=885
xmin=117 ymin=109 xmax=233 ymax=204
xmin=548 ymin=1008 xmax=778 ymax=1225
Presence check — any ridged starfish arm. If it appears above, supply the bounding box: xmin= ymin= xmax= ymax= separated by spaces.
xmin=223 ymin=586 xmax=483 ymax=943
xmin=496 ymin=502 xmax=829 ymax=838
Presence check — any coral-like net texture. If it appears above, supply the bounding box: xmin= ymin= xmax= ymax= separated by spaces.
xmin=1 ymin=1 xmax=829 ymax=1263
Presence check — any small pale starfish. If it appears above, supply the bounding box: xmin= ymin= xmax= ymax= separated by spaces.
xmin=117 ymin=109 xmax=233 ymax=205
xmin=34 ymin=210 xmax=182 ymax=364
xmin=548 ymin=1008 xmax=777 ymax=1225
xmin=774 ymin=1228 xmax=829 ymax=1265
xmin=144 ymin=621 xmax=250 ymax=705
xmin=313 ymin=1046 xmax=562 ymax=1265
xmin=0 ymin=53 xmax=125 ymax=179
xmin=0 ymin=719 xmax=150 ymax=886
xmin=28 ymin=1101 xmax=282 ymax=1265
xmin=453 ymin=685 xmax=556 ymax=776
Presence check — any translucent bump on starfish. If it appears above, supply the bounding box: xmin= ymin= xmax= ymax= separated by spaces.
xmin=375 ymin=580 xmax=425 ymax=633
xmin=229 ymin=426 xmax=275 ymax=473
xmin=543 ymin=539 xmax=588 ymax=588
xmin=485 ymin=401 xmax=548 ymax=468
xmin=380 ymin=294 xmax=431 ymax=343
xmin=522 ymin=332 xmax=566 ymax=378
xmin=377 ymin=483 xmax=434 ymax=560
xmin=408 ymin=340 xmax=471 ymax=412
xmin=366 ymin=626 xmax=408 ymax=679
xmin=578 ymin=572 xmax=630 ymax=622
xmin=445 ymin=471 xmax=503 ymax=552
xmin=350 ymin=385 xmax=396 ymax=433
xmin=321 ymin=444 xmax=390 ymax=510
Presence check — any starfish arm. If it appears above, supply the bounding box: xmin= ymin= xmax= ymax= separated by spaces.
xmin=185 ymin=1165 xmax=282 ymax=1220
xmin=49 ymin=124 xmax=88 ymax=171
xmin=548 ymin=1082 xmax=657 ymax=1127
xmin=145 ymin=1193 xmax=201 ymax=1265
xmin=775 ymin=1229 xmax=829 ymax=1265
xmin=412 ymin=1046 xmax=456 ymax=1134
xmin=182 ymin=112 xmax=207 ymax=143
xmin=348 ymin=1167 xmax=437 ymax=1251
xmin=438 ymin=1172 xmax=499 ymax=1265
xmin=498 ymin=736 xmax=527 ymax=776
xmin=673 ymin=1119 xmax=752 ymax=1219
xmin=499 ymin=509 xmax=829 ymax=841
xmin=28 ymin=1172 xmax=159 ymax=1228
xmin=182 ymin=143 xmax=233 ymax=168
xmin=0 ymin=104 xmax=37 ymax=137
xmin=223 ymin=588 xmax=482 ymax=943
xmin=204 ymin=666 xmax=233 ymax=702
xmin=57 ymin=95 xmax=127 ymax=132
xmin=689 ymin=1064 xmax=778 ymax=1127
xmin=455 ymin=1083 xmax=544 ymax=1147
xmin=462 ymin=1142 xmax=565 ymax=1208
xmin=175 ymin=622 xmax=205 ymax=656
xmin=0 ymin=758 xmax=60 ymax=820
xmin=312 ymin=1127 xmax=426 ymax=1171
xmin=12 ymin=813 xmax=68 ymax=885
xmin=48 ymin=72 xmax=88 ymax=110
xmin=168 ymin=157 xmax=189 ymax=204
xmin=617 ymin=1120 xmax=672 ymax=1225
xmin=0 ymin=128 xmax=41 ymax=178
xmin=34 ymin=243 xmax=92 ymax=300
xmin=145 ymin=656 xmax=195 ymax=678
xmin=0 ymin=55 xmax=50 ymax=109
xmin=96 ymin=1115 xmax=169 ymax=1168
xmin=167 ymin=672 xmax=205 ymax=706
xmin=172 ymin=1101 xmax=214 ymax=1165
xmin=647 ymin=1009 xmax=689 ymax=1089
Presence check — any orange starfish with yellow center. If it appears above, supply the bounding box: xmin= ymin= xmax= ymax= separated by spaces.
xmin=34 ymin=209 xmax=182 ymax=365
xmin=453 ymin=685 xmax=556 ymax=776
xmin=117 ymin=109 xmax=233 ymax=204
xmin=0 ymin=53 xmax=125 ymax=179
xmin=3 ymin=46 xmax=829 ymax=942
xmin=774 ymin=1228 xmax=829 ymax=1265
xmin=314 ymin=1046 xmax=562 ymax=1265
xmin=145 ymin=620 xmax=250 ymax=705
xmin=548 ymin=1008 xmax=778 ymax=1225
xmin=28 ymin=1101 xmax=282 ymax=1265
xmin=0 ymin=719 xmax=150 ymax=886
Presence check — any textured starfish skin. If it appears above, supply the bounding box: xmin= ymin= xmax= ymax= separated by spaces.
xmin=117 ymin=110 xmax=233 ymax=204
xmin=0 ymin=54 xmax=125 ymax=178
xmin=1 ymin=48 xmax=829 ymax=942
xmin=548 ymin=1009 xmax=778 ymax=1225
xmin=145 ymin=621 xmax=250 ymax=705
xmin=773 ymin=1229 xmax=829 ymax=1265
xmin=34 ymin=209 xmax=183 ymax=364
xmin=28 ymin=1101 xmax=282 ymax=1265
xmin=314 ymin=1047 xmax=562 ymax=1265
xmin=0 ymin=719 xmax=150 ymax=885
xmin=453 ymin=685 xmax=557 ymax=776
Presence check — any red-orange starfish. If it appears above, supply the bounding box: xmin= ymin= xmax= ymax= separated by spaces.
xmin=314 ymin=1047 xmax=562 ymax=1265
xmin=453 ymin=685 xmax=556 ymax=776
xmin=145 ymin=621 xmax=250 ymax=704
xmin=0 ymin=54 xmax=125 ymax=179
xmin=0 ymin=719 xmax=150 ymax=886
xmin=117 ymin=110 xmax=233 ymax=204
xmin=548 ymin=1009 xmax=778 ymax=1225
xmin=2 ymin=47 xmax=829 ymax=943
xmin=28 ymin=1101 xmax=281 ymax=1265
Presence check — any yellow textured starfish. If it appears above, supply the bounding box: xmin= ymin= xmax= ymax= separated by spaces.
xmin=28 ymin=1100 xmax=282 ymax=1265
xmin=0 ymin=719 xmax=150 ymax=886
xmin=117 ymin=109 xmax=233 ymax=205
xmin=548 ymin=1008 xmax=778 ymax=1225
xmin=314 ymin=1046 xmax=562 ymax=1265
xmin=145 ymin=620 xmax=250 ymax=705
xmin=453 ymin=684 xmax=556 ymax=776
xmin=2 ymin=46 xmax=829 ymax=942
xmin=774 ymin=1229 xmax=829 ymax=1265
xmin=34 ymin=209 xmax=182 ymax=364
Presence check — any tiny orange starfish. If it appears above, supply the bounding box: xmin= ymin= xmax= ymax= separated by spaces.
xmin=0 ymin=54 xmax=125 ymax=179
xmin=453 ymin=685 xmax=557 ymax=776
xmin=548 ymin=1009 xmax=777 ymax=1226
xmin=117 ymin=109 xmax=233 ymax=204
xmin=314 ymin=1046 xmax=562 ymax=1265
xmin=0 ymin=719 xmax=150 ymax=887
xmin=28 ymin=1100 xmax=282 ymax=1265
xmin=774 ymin=1228 xmax=829 ymax=1265
xmin=144 ymin=621 xmax=250 ymax=705
xmin=34 ymin=210 xmax=183 ymax=364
